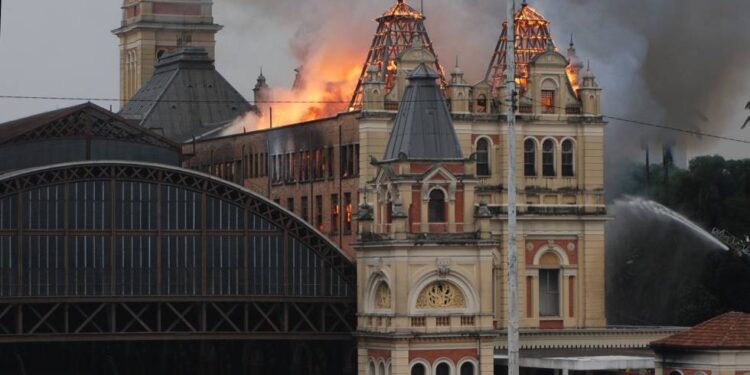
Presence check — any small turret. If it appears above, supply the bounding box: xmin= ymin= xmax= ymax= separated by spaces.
xmin=579 ymin=64 xmax=602 ymax=116
xmin=253 ymin=68 xmax=270 ymax=113
xmin=566 ymin=35 xmax=584 ymax=90
xmin=448 ymin=58 xmax=471 ymax=114
xmin=363 ymin=65 xmax=385 ymax=111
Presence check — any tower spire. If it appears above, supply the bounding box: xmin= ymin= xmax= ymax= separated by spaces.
xmin=485 ymin=1 xmax=553 ymax=94
xmin=349 ymin=0 xmax=446 ymax=110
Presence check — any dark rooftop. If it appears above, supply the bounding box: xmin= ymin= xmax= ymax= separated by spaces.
xmin=120 ymin=48 xmax=254 ymax=143
xmin=0 ymin=102 xmax=179 ymax=150
xmin=383 ymin=63 xmax=463 ymax=162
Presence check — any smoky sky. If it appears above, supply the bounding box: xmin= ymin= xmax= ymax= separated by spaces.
xmin=0 ymin=0 xmax=749 ymax=167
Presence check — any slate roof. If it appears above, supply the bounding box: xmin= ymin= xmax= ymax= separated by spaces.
xmin=120 ymin=48 xmax=253 ymax=143
xmin=383 ymin=63 xmax=463 ymax=162
xmin=651 ymin=312 xmax=750 ymax=350
xmin=0 ymin=102 xmax=180 ymax=150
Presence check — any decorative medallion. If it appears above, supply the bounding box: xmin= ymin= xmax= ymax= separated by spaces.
xmin=416 ymin=281 xmax=466 ymax=309
xmin=526 ymin=242 xmax=534 ymax=251
xmin=375 ymin=282 xmax=391 ymax=309
xmin=567 ymin=243 xmax=576 ymax=251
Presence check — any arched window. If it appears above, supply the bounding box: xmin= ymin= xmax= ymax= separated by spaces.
xmin=524 ymin=139 xmax=536 ymax=177
xmin=460 ymin=362 xmax=476 ymax=375
xmin=411 ymin=363 xmax=426 ymax=375
xmin=541 ymin=90 xmax=556 ymax=114
xmin=476 ymin=138 xmax=490 ymax=176
xmin=428 ymin=189 xmax=446 ymax=223
xmin=369 ymin=362 xmax=376 ymax=375
xmin=541 ymin=80 xmax=557 ymax=114
xmin=476 ymin=94 xmax=487 ymax=113
xmin=436 ymin=362 xmax=451 ymax=375
xmin=562 ymin=140 xmax=574 ymax=177
xmin=539 ymin=252 xmax=561 ymax=317
xmin=416 ymin=281 xmax=466 ymax=309
xmin=379 ymin=362 xmax=386 ymax=375
xmin=542 ymin=139 xmax=556 ymax=177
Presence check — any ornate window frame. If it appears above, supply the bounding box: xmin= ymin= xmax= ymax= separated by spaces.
xmin=408 ymin=270 xmax=479 ymax=315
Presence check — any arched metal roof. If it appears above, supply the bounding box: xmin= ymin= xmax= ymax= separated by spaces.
xmin=0 ymin=161 xmax=356 ymax=342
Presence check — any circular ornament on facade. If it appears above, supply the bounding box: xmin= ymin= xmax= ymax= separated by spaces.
xmin=567 ymin=243 xmax=576 ymax=251
xmin=416 ymin=281 xmax=466 ymax=309
xmin=526 ymin=242 xmax=534 ymax=251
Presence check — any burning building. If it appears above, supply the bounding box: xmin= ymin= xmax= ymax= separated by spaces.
xmin=349 ymin=0 xmax=446 ymax=110
xmin=181 ymin=1 xmax=683 ymax=373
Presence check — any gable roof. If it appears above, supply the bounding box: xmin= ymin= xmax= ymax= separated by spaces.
xmin=651 ymin=312 xmax=750 ymax=350
xmin=383 ymin=64 xmax=463 ymax=162
xmin=119 ymin=47 xmax=253 ymax=143
xmin=0 ymin=102 xmax=180 ymax=150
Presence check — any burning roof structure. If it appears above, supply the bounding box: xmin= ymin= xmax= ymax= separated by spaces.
xmin=485 ymin=1 xmax=555 ymax=94
xmin=349 ymin=0 xmax=447 ymax=110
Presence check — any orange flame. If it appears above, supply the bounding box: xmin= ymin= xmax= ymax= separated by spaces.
xmin=229 ymin=48 xmax=362 ymax=133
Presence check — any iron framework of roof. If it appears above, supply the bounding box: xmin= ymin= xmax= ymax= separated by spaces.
xmin=485 ymin=2 xmax=554 ymax=95
xmin=0 ymin=162 xmax=356 ymax=343
xmin=349 ymin=0 xmax=447 ymax=110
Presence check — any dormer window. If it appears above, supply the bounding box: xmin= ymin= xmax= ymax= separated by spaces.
xmin=541 ymin=90 xmax=555 ymax=114
xmin=476 ymin=94 xmax=488 ymax=113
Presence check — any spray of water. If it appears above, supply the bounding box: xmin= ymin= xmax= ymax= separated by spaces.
xmin=606 ymin=196 xmax=742 ymax=326
xmin=618 ymin=196 xmax=729 ymax=251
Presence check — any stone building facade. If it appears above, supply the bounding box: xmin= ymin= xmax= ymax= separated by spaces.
xmin=113 ymin=0 xmax=222 ymax=101
xmin=178 ymin=2 xmax=681 ymax=374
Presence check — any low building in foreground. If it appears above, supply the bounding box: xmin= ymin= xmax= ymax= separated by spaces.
xmin=652 ymin=312 xmax=750 ymax=375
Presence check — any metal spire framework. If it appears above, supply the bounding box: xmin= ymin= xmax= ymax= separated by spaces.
xmin=349 ymin=0 xmax=447 ymax=110
xmin=486 ymin=1 xmax=553 ymax=94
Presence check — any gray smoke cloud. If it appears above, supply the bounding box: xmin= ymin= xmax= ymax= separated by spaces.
xmin=215 ymin=0 xmax=750 ymax=197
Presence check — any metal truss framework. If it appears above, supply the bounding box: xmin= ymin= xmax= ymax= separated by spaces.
xmin=485 ymin=2 xmax=554 ymax=94
xmin=0 ymin=103 xmax=179 ymax=150
xmin=349 ymin=0 xmax=447 ymax=109
xmin=0 ymin=162 xmax=357 ymax=343
xmin=0 ymin=299 xmax=354 ymax=342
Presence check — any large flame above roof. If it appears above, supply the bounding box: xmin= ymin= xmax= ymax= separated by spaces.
xmin=349 ymin=0 xmax=446 ymax=110
xmin=485 ymin=2 xmax=554 ymax=93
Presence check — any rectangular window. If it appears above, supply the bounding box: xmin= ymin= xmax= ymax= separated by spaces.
xmin=340 ymin=144 xmax=359 ymax=178
xmin=287 ymin=198 xmax=294 ymax=213
xmin=343 ymin=193 xmax=353 ymax=234
xmin=355 ymin=144 xmax=360 ymax=176
xmin=541 ymin=90 xmax=556 ymax=114
xmin=327 ymin=147 xmax=334 ymax=179
xmin=539 ymin=269 xmax=560 ymax=317
xmin=340 ymin=145 xmax=349 ymax=178
xmin=315 ymin=195 xmax=323 ymax=232
xmin=331 ymin=194 xmax=339 ymax=235
xmin=301 ymin=196 xmax=309 ymax=222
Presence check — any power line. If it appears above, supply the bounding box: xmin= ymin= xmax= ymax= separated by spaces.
xmin=603 ymin=115 xmax=750 ymax=145
xmin=2 ymin=93 xmax=750 ymax=144
xmin=518 ymin=96 xmax=750 ymax=145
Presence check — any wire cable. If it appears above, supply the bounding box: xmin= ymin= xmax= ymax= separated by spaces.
xmin=2 ymin=93 xmax=750 ymax=144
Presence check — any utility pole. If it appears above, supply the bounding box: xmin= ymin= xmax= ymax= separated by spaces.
xmin=505 ymin=1 xmax=520 ymax=375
